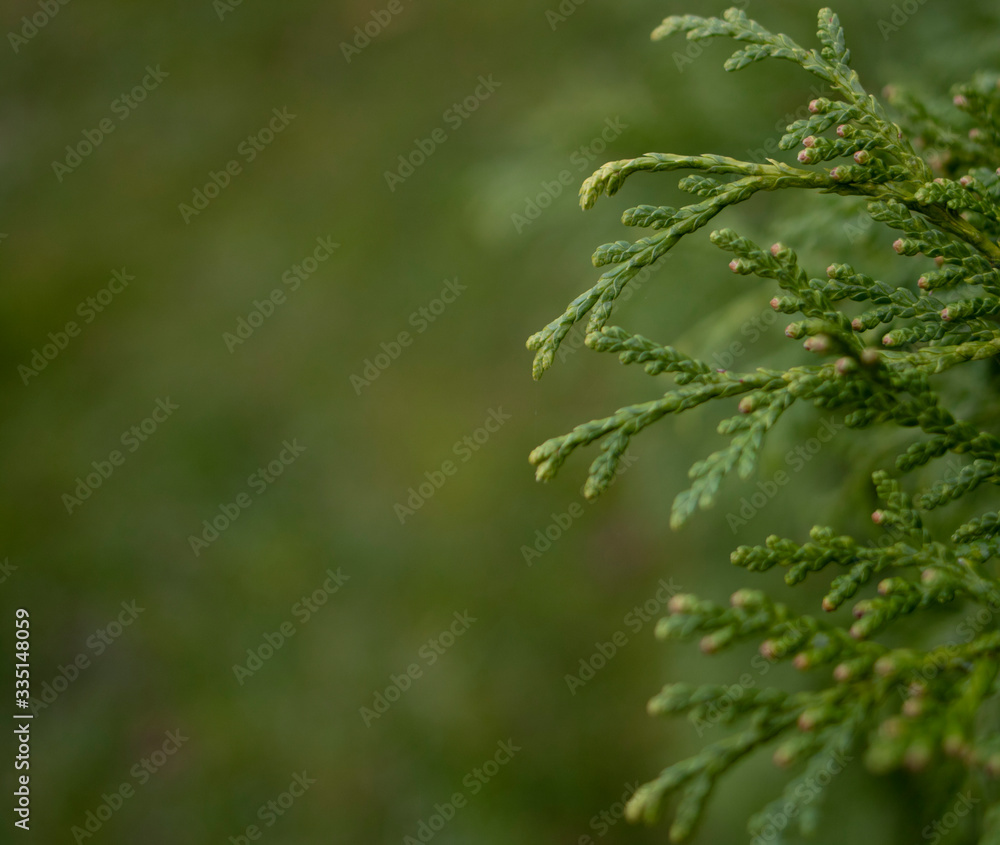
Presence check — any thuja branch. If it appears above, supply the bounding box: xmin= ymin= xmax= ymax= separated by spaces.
xmin=528 ymin=6 xmax=1000 ymax=843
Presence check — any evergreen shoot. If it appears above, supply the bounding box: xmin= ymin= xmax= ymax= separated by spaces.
xmin=528 ymin=7 xmax=1000 ymax=842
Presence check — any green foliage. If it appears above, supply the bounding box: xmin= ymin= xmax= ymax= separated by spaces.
xmin=528 ymin=7 xmax=1000 ymax=842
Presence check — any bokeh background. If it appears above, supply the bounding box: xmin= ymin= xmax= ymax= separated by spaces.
xmin=2 ymin=1 xmax=1000 ymax=842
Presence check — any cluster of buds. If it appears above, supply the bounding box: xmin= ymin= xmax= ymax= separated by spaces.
xmin=866 ymin=656 xmax=1000 ymax=774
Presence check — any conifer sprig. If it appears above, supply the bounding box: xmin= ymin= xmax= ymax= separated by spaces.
xmin=529 ymin=7 xmax=1000 ymax=842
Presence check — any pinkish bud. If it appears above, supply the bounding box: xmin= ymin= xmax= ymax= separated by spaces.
xmin=879 ymin=716 xmax=903 ymax=738
xmin=836 ymin=124 xmax=848 ymax=137
xmin=835 ymin=356 xmax=855 ymax=374
xmin=987 ymin=754 xmax=1000 ymax=778
xmin=797 ymin=149 xmax=811 ymax=163
xmin=738 ymin=396 xmax=754 ymax=414
xmin=860 ymin=348 xmax=879 ymax=366
xmin=892 ymin=238 xmax=905 ymax=254
xmin=872 ymin=510 xmax=884 ymax=524
xmin=970 ymin=128 xmax=982 ymax=140
xmin=773 ymin=747 xmax=794 ymax=768
xmin=917 ymin=276 xmax=929 ymax=289
xmin=808 ymin=99 xmax=821 ymax=113
xmin=904 ymin=745 xmax=931 ymax=772
xmin=822 ymin=597 xmax=836 ymax=613
xmin=943 ymin=734 xmax=966 ymax=758
xmin=770 ymin=242 xmax=784 ymax=256
xmin=833 ymin=662 xmax=851 ymax=681
xmin=874 ymin=656 xmax=897 ymax=677
xmin=668 ymin=594 xmax=695 ymax=614
xmin=941 ymin=308 xmax=951 ymax=321
xmin=728 ymin=259 xmax=740 ymax=272
xmin=954 ymin=94 xmax=968 ymax=108
xmin=830 ymin=166 xmax=842 ymax=180
xmin=793 ymin=653 xmax=810 ymax=670
xmin=882 ymin=334 xmax=893 ymax=347
xmin=851 ymin=317 xmax=863 ymax=331
xmin=853 ymin=150 xmax=870 ymax=165
xmin=729 ymin=589 xmax=756 ymax=608
xmin=770 ymin=296 xmax=781 ymax=310
xmin=802 ymin=136 xmax=816 ymax=147
xmin=960 ymin=175 xmax=973 ymax=187
xmin=935 ymin=255 xmax=945 ymax=267
xmin=803 ymin=335 xmax=830 ymax=353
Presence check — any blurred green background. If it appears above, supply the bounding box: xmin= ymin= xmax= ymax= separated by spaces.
xmin=2 ymin=1 xmax=1000 ymax=842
